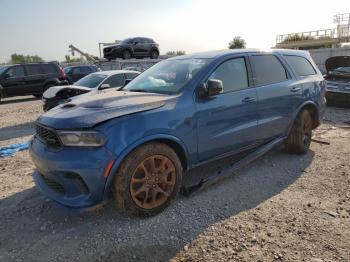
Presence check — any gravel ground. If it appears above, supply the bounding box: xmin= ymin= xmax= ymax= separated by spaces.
xmin=0 ymin=96 xmax=349 ymax=262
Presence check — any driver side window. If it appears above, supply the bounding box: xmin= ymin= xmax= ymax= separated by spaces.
xmin=103 ymin=74 xmax=125 ymax=87
xmin=6 ymin=66 xmax=25 ymax=78
xmin=209 ymin=57 xmax=249 ymax=93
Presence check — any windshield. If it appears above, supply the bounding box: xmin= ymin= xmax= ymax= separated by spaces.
xmin=123 ymin=58 xmax=210 ymax=94
xmin=73 ymin=73 xmax=107 ymax=88
xmin=0 ymin=66 xmax=9 ymax=75
xmin=121 ymin=38 xmax=134 ymax=44
xmin=63 ymin=67 xmax=72 ymax=74
xmin=334 ymin=66 xmax=350 ymax=73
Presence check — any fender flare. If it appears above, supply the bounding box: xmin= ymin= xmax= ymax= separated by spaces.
xmin=103 ymin=134 xmax=190 ymax=194
xmin=285 ymin=101 xmax=319 ymax=136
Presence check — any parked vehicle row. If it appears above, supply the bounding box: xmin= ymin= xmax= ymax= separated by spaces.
xmin=29 ymin=49 xmax=325 ymax=217
xmin=42 ymin=70 xmax=140 ymax=111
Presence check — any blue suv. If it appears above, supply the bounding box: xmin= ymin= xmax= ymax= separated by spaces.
xmin=29 ymin=49 xmax=325 ymax=216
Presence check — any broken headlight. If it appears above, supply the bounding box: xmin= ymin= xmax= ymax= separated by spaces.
xmin=57 ymin=131 xmax=107 ymax=147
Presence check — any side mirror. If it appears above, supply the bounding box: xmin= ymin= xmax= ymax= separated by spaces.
xmin=99 ymin=83 xmax=111 ymax=90
xmin=123 ymin=79 xmax=132 ymax=86
xmin=199 ymin=79 xmax=223 ymax=98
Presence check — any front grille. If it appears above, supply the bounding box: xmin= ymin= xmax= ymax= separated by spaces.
xmin=40 ymin=174 xmax=65 ymax=194
xmin=35 ymin=124 xmax=62 ymax=148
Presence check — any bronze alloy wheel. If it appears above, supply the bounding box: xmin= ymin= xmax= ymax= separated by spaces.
xmin=303 ymin=113 xmax=313 ymax=148
xmin=285 ymin=109 xmax=313 ymax=154
xmin=130 ymin=155 xmax=176 ymax=209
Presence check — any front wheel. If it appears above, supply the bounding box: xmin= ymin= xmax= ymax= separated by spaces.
xmin=122 ymin=50 xmax=132 ymax=60
xmin=113 ymin=143 xmax=183 ymax=217
xmin=285 ymin=110 xmax=313 ymax=154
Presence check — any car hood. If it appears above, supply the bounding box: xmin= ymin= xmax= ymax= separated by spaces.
xmin=325 ymin=56 xmax=350 ymax=72
xmin=43 ymin=85 xmax=92 ymax=99
xmin=38 ymin=91 xmax=173 ymax=129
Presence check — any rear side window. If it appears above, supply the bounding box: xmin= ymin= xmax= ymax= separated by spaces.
xmin=251 ymin=55 xmax=288 ymax=86
xmin=284 ymin=55 xmax=316 ymax=76
xmin=25 ymin=64 xmax=42 ymax=76
xmin=103 ymin=74 xmax=125 ymax=87
xmin=209 ymin=57 xmax=249 ymax=93
xmin=41 ymin=64 xmax=58 ymax=74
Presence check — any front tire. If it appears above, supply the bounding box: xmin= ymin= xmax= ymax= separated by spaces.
xmin=113 ymin=142 xmax=183 ymax=217
xmin=122 ymin=50 xmax=132 ymax=60
xmin=285 ymin=110 xmax=313 ymax=154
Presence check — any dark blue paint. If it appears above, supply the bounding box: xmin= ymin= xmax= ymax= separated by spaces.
xmin=29 ymin=49 xmax=325 ymax=210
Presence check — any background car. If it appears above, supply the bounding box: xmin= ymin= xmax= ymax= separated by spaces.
xmin=103 ymin=37 xmax=159 ymax=60
xmin=0 ymin=62 xmax=66 ymax=102
xmin=324 ymin=56 xmax=350 ymax=106
xmin=63 ymin=65 xmax=100 ymax=84
xmin=42 ymin=70 xmax=139 ymax=111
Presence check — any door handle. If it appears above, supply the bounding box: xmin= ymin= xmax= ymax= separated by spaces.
xmin=241 ymin=97 xmax=255 ymax=103
xmin=290 ymin=87 xmax=301 ymax=92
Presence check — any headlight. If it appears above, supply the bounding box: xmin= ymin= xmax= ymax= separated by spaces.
xmin=57 ymin=131 xmax=106 ymax=147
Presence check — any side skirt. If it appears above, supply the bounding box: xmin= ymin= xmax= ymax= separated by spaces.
xmin=182 ymin=136 xmax=286 ymax=196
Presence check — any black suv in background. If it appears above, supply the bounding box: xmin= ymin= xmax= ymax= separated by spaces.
xmin=0 ymin=63 xmax=67 ymax=102
xmin=103 ymin=37 xmax=159 ymax=60
xmin=64 ymin=65 xmax=100 ymax=84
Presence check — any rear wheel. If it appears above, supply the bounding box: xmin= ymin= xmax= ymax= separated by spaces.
xmin=113 ymin=143 xmax=182 ymax=216
xmin=285 ymin=110 xmax=313 ymax=154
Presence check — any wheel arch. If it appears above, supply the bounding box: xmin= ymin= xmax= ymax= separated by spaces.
xmin=103 ymin=134 xmax=190 ymax=195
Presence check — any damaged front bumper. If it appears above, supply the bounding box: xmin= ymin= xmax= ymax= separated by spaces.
xmin=29 ymin=137 xmax=116 ymax=210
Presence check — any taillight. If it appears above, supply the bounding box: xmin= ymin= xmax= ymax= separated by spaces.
xmin=60 ymin=68 xmax=65 ymax=78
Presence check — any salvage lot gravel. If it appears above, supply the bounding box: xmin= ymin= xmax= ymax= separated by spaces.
xmin=0 ymin=96 xmax=349 ymax=262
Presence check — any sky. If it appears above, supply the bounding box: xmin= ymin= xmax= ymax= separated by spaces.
xmin=0 ymin=0 xmax=349 ymax=62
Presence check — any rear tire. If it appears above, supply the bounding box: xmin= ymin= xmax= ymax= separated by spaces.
xmin=285 ymin=110 xmax=313 ymax=154
xmin=113 ymin=142 xmax=183 ymax=217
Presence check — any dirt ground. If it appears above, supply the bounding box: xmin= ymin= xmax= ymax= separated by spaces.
xmin=0 ymin=96 xmax=349 ymax=262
